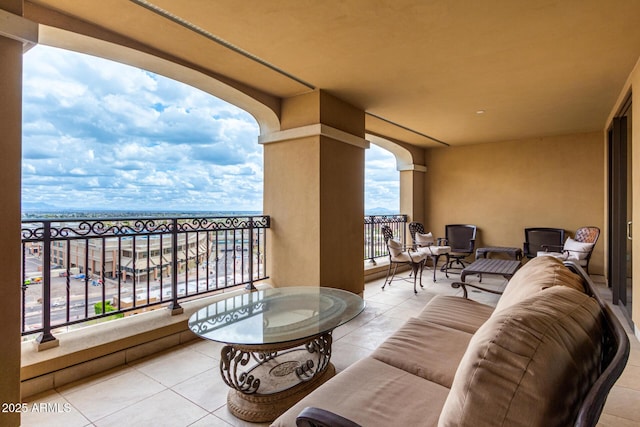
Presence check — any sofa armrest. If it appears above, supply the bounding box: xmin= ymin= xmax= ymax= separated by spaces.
xmin=562 ymin=261 xmax=631 ymax=427
xmin=296 ymin=407 xmax=362 ymax=427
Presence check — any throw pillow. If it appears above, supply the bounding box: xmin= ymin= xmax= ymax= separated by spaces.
xmin=388 ymin=238 xmax=403 ymax=257
xmin=564 ymin=237 xmax=594 ymax=260
xmin=416 ymin=232 xmax=434 ymax=246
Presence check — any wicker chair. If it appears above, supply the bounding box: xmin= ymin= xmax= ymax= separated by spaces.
xmin=408 ymin=222 xmax=450 ymax=282
xmin=523 ymin=227 xmax=565 ymax=259
xmin=441 ymin=224 xmax=477 ymax=270
xmin=537 ymin=226 xmax=600 ymax=273
xmin=381 ymin=225 xmax=427 ymax=294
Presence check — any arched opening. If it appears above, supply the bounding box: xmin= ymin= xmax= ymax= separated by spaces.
xmin=22 ymin=44 xmax=262 ymax=213
xmin=364 ymin=143 xmax=400 ymax=214
xmin=21 ymin=44 xmax=269 ymax=338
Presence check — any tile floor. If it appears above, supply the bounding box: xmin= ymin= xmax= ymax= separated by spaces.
xmin=21 ymin=269 xmax=640 ymax=426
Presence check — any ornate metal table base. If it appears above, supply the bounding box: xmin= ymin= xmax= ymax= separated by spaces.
xmin=220 ymin=332 xmax=335 ymax=422
xmin=227 ymin=363 xmax=335 ymax=422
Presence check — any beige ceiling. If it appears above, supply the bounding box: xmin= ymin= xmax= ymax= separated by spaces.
xmin=24 ymin=0 xmax=640 ymax=147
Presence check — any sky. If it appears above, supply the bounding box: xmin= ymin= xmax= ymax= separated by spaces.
xmin=22 ymin=45 xmax=399 ymax=213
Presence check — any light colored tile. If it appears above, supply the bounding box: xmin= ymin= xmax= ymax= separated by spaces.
xmin=602 ymin=385 xmax=640 ymax=422
xmin=172 ymin=368 xmax=229 ymax=412
xmin=627 ymin=345 xmax=640 ymax=367
xmin=129 ymin=345 xmax=216 ymax=387
xmin=60 ymin=369 xmax=165 ymax=421
xmin=339 ymin=315 xmax=407 ymax=351
xmin=597 ymin=413 xmax=640 ymax=427
xmin=26 ymin=274 xmax=640 ymax=427
xmin=332 ymin=304 xmax=385 ymax=340
xmin=189 ymin=414 xmax=233 ymax=426
xmin=21 ymin=390 xmax=91 ymax=427
xmin=212 ymin=405 xmax=270 ymax=427
xmin=615 ymin=363 xmax=640 ymax=391
xmin=190 ymin=338 xmax=227 ymax=361
xmin=93 ymin=389 xmax=207 ymax=427
xmin=331 ymin=341 xmax=372 ymax=372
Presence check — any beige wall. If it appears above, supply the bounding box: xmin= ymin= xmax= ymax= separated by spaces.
xmin=0 ymin=2 xmax=25 ymax=425
xmin=423 ymin=132 xmax=605 ymax=274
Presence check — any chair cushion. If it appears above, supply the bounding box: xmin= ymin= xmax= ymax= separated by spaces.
xmin=564 ymin=237 xmax=594 ymax=260
xmin=536 ymin=251 xmax=567 ymax=259
xmin=387 ymin=238 xmax=403 ymax=257
xmin=438 ymin=286 xmax=603 ymax=427
xmin=494 ymin=256 xmax=584 ymax=314
xmin=419 ymin=245 xmax=451 ymax=256
xmin=416 ymin=232 xmax=435 ymax=246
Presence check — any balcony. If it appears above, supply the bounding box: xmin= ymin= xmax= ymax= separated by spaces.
xmin=20 ymin=213 xmax=406 ymax=343
xmin=19 ymin=274 xmax=640 ymax=426
xmin=19 ymin=213 xmax=405 ymax=395
xmin=20 ymin=215 xmax=271 ymax=345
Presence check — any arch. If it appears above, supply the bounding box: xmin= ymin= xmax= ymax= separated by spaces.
xmin=37 ymin=25 xmax=281 ymax=135
xmin=366 ymin=133 xmax=425 ymax=172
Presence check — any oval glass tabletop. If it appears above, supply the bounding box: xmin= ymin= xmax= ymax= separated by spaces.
xmin=188 ymin=286 xmax=365 ymax=345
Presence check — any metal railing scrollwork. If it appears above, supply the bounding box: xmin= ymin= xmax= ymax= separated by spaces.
xmin=364 ymin=214 xmax=407 ymax=264
xmin=20 ymin=214 xmax=270 ymax=343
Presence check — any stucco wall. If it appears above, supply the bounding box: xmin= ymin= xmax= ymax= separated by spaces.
xmin=423 ymin=131 xmax=605 ymax=274
xmin=0 ymin=2 xmax=25 ymax=425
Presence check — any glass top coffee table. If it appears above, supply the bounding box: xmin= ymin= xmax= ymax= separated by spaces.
xmin=188 ymin=286 xmax=365 ymax=422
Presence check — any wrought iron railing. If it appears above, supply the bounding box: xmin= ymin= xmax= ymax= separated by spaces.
xmin=20 ymin=215 xmax=270 ymax=343
xmin=364 ymin=214 xmax=407 ymax=264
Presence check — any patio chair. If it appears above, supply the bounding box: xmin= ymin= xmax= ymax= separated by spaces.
xmin=381 ymin=225 xmax=427 ymax=294
xmin=537 ymin=226 xmax=600 ymax=273
xmin=523 ymin=227 xmax=565 ymax=259
xmin=441 ymin=224 xmax=477 ymax=270
xmin=408 ymin=221 xmax=450 ymax=282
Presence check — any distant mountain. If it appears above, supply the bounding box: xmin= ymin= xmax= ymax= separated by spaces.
xmin=365 ymin=207 xmax=399 ymax=215
xmin=22 ymin=201 xmax=62 ymax=212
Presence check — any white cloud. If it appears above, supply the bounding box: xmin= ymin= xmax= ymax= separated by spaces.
xmin=22 ymin=45 xmax=399 ymax=214
xmin=365 ymin=144 xmax=400 ymax=213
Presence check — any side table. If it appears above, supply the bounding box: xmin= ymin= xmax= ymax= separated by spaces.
xmin=475 ymin=246 xmax=523 ymax=260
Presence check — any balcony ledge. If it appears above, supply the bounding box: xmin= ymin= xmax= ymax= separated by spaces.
xmin=20 ymin=282 xmax=272 ymax=399
xmin=20 ymin=265 xmax=392 ymax=400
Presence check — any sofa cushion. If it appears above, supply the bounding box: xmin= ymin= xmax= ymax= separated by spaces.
xmin=494 ymin=255 xmax=584 ymax=313
xmin=272 ymin=357 xmax=449 ymax=427
xmin=416 ymin=295 xmax=494 ymax=334
xmin=438 ymin=286 xmax=603 ymax=427
xmin=372 ymin=318 xmax=473 ymax=388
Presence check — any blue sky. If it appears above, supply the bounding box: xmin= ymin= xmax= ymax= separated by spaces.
xmin=22 ymin=45 xmax=399 ymax=213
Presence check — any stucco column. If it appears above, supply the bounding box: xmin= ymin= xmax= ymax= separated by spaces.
xmin=1 ymin=2 xmax=35 ymax=425
xmin=262 ymin=91 xmax=367 ymax=295
xmin=400 ymin=164 xmax=427 ymax=226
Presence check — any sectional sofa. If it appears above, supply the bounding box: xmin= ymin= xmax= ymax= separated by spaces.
xmin=272 ymin=256 xmax=630 ymax=427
